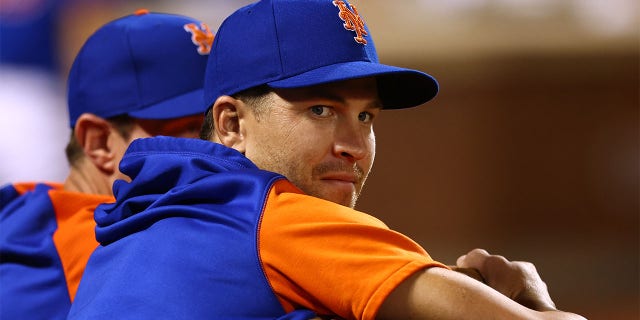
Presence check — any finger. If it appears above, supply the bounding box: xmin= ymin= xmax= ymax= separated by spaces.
xmin=457 ymin=248 xmax=490 ymax=269
xmin=468 ymin=248 xmax=490 ymax=256
xmin=450 ymin=266 xmax=487 ymax=283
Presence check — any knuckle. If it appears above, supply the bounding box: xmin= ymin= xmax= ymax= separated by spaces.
xmin=468 ymin=248 xmax=489 ymax=257
xmin=483 ymin=254 xmax=510 ymax=272
xmin=513 ymin=261 xmax=536 ymax=273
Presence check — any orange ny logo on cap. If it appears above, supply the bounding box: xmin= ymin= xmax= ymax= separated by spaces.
xmin=333 ymin=0 xmax=367 ymax=45
xmin=184 ymin=23 xmax=214 ymax=55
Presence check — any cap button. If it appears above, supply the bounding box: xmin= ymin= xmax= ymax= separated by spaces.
xmin=134 ymin=8 xmax=150 ymax=16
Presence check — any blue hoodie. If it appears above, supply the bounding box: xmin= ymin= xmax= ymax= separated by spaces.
xmin=69 ymin=136 xmax=444 ymax=319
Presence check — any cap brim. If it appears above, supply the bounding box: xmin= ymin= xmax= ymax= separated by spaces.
xmin=266 ymin=61 xmax=438 ymax=109
xmin=128 ymin=88 xmax=205 ymax=119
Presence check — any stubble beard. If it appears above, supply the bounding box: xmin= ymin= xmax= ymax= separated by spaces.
xmin=259 ymin=149 xmax=368 ymax=208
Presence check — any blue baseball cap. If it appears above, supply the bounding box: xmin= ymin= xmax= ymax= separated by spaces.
xmin=68 ymin=10 xmax=214 ymax=127
xmin=204 ymin=0 xmax=438 ymax=110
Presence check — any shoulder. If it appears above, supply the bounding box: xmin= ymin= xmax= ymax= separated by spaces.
xmin=265 ymin=179 xmax=388 ymax=227
xmin=1 ymin=182 xmax=61 ymax=212
xmin=0 ymin=182 xmax=63 ymax=245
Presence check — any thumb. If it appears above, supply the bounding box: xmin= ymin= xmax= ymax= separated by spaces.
xmin=457 ymin=248 xmax=491 ymax=269
xmin=456 ymin=254 xmax=469 ymax=268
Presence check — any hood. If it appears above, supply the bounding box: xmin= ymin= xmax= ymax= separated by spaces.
xmin=94 ymin=136 xmax=269 ymax=245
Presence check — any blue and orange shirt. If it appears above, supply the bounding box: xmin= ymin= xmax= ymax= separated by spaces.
xmin=0 ymin=182 xmax=113 ymax=320
xmin=69 ymin=136 xmax=446 ymax=320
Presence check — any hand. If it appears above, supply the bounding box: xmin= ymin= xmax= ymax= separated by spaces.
xmin=456 ymin=248 xmax=558 ymax=312
xmin=450 ymin=265 xmax=486 ymax=283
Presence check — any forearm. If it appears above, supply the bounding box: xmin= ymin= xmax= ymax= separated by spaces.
xmin=377 ymin=267 xmax=586 ymax=320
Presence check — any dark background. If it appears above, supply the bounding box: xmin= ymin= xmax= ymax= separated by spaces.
xmin=347 ymin=2 xmax=639 ymax=318
xmin=357 ymin=50 xmax=638 ymax=319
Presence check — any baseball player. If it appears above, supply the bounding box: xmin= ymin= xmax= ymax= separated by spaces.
xmin=69 ymin=1 xmax=587 ymax=319
xmin=0 ymin=10 xmax=213 ymax=320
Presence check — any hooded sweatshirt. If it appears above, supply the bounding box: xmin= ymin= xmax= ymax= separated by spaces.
xmin=69 ymin=136 xmax=445 ymax=320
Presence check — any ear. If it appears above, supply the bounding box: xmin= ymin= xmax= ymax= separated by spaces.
xmin=212 ymin=95 xmax=246 ymax=153
xmin=74 ymin=113 xmax=118 ymax=174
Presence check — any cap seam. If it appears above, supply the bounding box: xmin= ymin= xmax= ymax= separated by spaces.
xmin=124 ymin=22 xmax=143 ymax=114
xmin=270 ymin=1 xmax=285 ymax=82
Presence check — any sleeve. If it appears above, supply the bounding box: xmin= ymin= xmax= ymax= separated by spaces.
xmin=259 ymin=180 xmax=448 ymax=320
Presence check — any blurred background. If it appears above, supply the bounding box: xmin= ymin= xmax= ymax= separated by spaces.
xmin=1 ymin=0 xmax=637 ymax=319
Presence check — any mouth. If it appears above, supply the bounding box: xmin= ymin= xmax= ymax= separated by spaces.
xmin=313 ymin=163 xmax=365 ymax=196
xmin=319 ymin=173 xmax=359 ymax=196
xmin=320 ymin=173 xmax=357 ymax=184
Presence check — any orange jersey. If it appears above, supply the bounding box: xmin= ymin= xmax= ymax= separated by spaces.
xmin=262 ymin=180 xmax=446 ymax=318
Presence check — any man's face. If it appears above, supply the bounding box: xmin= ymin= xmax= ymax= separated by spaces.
xmin=243 ymin=77 xmax=382 ymax=208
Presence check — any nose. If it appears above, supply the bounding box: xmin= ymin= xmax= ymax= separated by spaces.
xmin=333 ymin=120 xmax=371 ymax=162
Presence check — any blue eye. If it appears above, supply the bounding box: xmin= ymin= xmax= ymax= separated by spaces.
xmin=310 ymin=106 xmax=331 ymax=117
xmin=358 ymin=112 xmax=372 ymax=122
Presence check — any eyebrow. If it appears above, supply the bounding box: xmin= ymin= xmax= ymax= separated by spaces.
xmin=303 ymin=89 xmax=384 ymax=110
xmin=368 ymin=101 xmax=384 ymax=110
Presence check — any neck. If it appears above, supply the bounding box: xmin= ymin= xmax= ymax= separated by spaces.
xmin=63 ymin=161 xmax=114 ymax=195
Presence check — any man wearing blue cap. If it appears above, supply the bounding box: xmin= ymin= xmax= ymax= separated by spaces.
xmin=0 ymin=10 xmax=213 ymax=320
xmin=70 ymin=1 xmax=586 ymax=319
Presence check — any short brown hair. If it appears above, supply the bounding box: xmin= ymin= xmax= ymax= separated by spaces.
xmin=199 ymin=85 xmax=271 ymax=141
